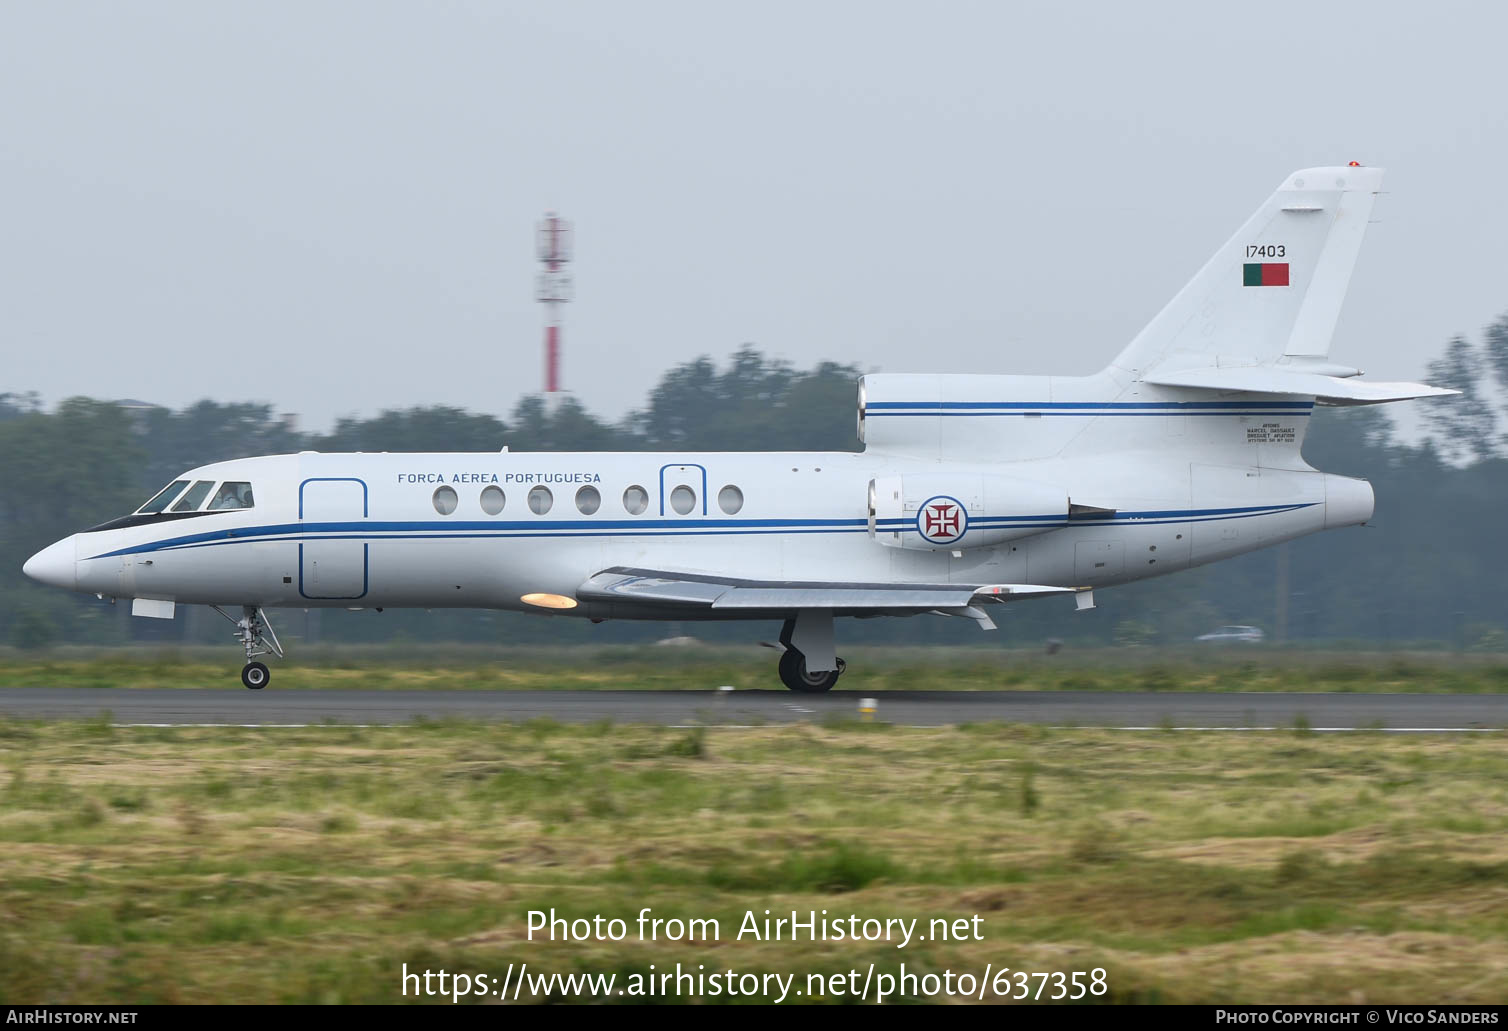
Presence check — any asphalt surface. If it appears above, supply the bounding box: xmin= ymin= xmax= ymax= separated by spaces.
xmin=0 ymin=687 xmax=1504 ymax=730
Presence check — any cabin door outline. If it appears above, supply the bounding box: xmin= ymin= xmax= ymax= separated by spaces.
xmin=299 ymin=477 xmax=369 ymax=600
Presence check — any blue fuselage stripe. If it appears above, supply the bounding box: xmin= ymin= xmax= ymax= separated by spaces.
xmin=865 ymin=400 xmax=1315 ymax=411
xmin=868 ymin=411 xmax=1312 ymax=417
xmin=82 ymin=503 xmax=1318 ymax=561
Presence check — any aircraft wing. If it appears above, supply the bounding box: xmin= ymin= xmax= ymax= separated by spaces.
xmin=578 ymin=567 xmax=1075 ymax=612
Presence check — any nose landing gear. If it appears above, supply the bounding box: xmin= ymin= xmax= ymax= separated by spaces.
xmin=212 ymin=605 xmax=284 ymax=689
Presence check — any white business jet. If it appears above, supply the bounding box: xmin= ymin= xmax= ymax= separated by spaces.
xmin=24 ymin=165 xmax=1453 ymax=691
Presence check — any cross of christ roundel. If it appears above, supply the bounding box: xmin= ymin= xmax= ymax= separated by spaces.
xmin=917 ymin=495 xmax=968 ymax=545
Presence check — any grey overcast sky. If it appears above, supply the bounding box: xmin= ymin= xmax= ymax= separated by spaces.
xmin=3 ymin=1 xmax=1505 ymax=431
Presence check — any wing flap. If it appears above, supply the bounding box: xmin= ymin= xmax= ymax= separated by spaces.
xmin=578 ymin=567 xmax=1075 ymax=612
xmin=712 ymin=587 xmax=977 ymax=609
xmin=973 ymin=583 xmax=1078 ymax=599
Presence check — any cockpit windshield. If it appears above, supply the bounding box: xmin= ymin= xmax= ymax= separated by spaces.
xmin=171 ymin=480 xmax=215 ymax=512
xmin=133 ymin=478 xmax=256 ymax=517
xmin=138 ymin=480 xmax=189 ymax=514
xmin=208 ymin=482 xmax=255 ymax=510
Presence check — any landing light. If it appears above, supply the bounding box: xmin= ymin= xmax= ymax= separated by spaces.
xmin=521 ymin=592 xmax=578 ymax=610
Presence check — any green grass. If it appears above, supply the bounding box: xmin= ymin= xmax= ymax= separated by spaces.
xmin=4 ymin=645 xmax=1508 ymax=693
xmin=1 ymin=718 xmax=1506 ymax=1003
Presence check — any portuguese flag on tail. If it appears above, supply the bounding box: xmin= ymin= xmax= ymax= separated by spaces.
xmin=1243 ymin=262 xmax=1289 ymax=286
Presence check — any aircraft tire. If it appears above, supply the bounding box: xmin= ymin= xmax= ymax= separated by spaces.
xmin=779 ymin=649 xmax=843 ymax=693
xmin=241 ymin=662 xmax=270 ymax=690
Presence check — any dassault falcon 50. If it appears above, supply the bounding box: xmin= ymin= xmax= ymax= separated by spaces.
xmin=23 ymin=164 xmax=1454 ymax=691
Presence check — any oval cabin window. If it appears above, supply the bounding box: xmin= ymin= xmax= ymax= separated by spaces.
xmin=479 ymin=485 xmax=506 ymax=515
xmin=528 ymin=486 xmax=553 ymax=515
xmin=718 ymin=484 xmax=744 ymax=515
xmin=623 ymin=485 xmax=648 ymax=515
xmin=433 ymin=486 xmax=459 ymax=515
xmin=670 ymin=485 xmax=697 ymax=515
xmin=575 ymin=485 xmax=601 ymax=514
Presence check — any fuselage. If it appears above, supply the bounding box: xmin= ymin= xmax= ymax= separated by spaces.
xmin=27 ymin=443 xmax=1374 ymax=621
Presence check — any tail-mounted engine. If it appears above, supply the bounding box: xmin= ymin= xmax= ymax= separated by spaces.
xmin=868 ymin=474 xmax=1069 ymax=552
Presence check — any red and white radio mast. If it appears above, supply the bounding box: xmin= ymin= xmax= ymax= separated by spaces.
xmin=534 ymin=212 xmax=574 ymax=401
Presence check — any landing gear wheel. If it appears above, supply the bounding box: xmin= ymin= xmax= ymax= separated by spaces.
xmin=241 ymin=661 xmax=270 ymax=690
xmin=213 ymin=605 xmax=284 ymax=689
xmin=779 ymin=649 xmax=845 ymax=693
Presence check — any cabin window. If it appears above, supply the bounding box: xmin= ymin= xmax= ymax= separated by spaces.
xmin=479 ymin=485 xmax=506 ymax=515
xmin=528 ymin=486 xmax=553 ymax=514
xmin=717 ymin=484 xmax=744 ymax=515
xmin=432 ymin=485 xmax=458 ymax=515
xmin=670 ymin=485 xmax=696 ymax=515
xmin=623 ymin=485 xmax=648 ymax=515
xmin=575 ymin=485 xmax=601 ymax=515
xmin=208 ymin=481 xmax=255 ymax=510
xmin=170 ymin=480 xmax=215 ymax=512
xmin=138 ymin=480 xmax=189 ymax=514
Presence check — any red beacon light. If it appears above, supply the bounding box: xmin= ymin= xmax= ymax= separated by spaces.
xmin=1347 ymin=161 xmax=1362 ymax=167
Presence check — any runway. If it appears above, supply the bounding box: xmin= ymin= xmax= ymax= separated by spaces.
xmin=0 ymin=688 xmax=1504 ymax=730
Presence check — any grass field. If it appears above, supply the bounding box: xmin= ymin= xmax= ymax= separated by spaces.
xmin=2 ymin=716 xmax=1506 ymax=1003
xmin=5 ymin=645 xmax=1508 ymax=693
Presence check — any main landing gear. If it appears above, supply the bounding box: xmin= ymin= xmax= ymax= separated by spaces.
xmin=777 ymin=614 xmax=846 ymax=693
xmin=779 ymin=649 xmax=847 ymax=693
xmin=212 ymin=605 xmax=283 ymax=690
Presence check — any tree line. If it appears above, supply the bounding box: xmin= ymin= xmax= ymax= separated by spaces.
xmin=1 ymin=318 xmax=1504 ymax=651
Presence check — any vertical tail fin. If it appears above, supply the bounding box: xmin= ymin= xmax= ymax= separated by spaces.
xmin=1110 ymin=165 xmax=1384 ymax=378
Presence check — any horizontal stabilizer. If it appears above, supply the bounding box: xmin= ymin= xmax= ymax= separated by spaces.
xmin=579 ymin=568 xmax=1075 ymax=613
xmin=1141 ymin=365 xmax=1459 ymax=406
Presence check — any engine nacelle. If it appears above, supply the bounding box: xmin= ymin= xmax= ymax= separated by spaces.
xmin=868 ymin=473 xmax=1069 ymax=551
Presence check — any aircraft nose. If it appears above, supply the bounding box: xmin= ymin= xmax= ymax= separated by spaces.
xmin=23 ymin=536 xmax=78 ymax=591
